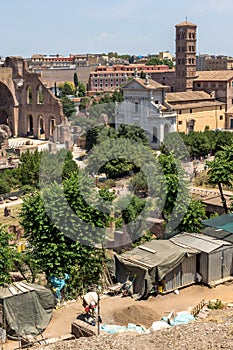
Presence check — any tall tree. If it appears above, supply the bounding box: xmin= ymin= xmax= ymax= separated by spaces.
xmin=61 ymin=96 xmax=76 ymax=119
xmin=77 ymin=82 xmax=86 ymax=97
xmin=207 ymin=143 xmax=233 ymax=213
xmin=20 ymin=172 xmax=113 ymax=296
xmin=73 ymin=72 xmax=79 ymax=94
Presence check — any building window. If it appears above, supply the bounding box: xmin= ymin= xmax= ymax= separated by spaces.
xmin=135 ymin=102 xmax=139 ymax=113
xmin=179 ymin=110 xmax=182 ymax=115
xmin=153 ymin=127 xmax=158 ymax=143
xmin=26 ymin=86 xmax=32 ymax=104
xmin=190 ymin=109 xmax=193 ymax=113
xmin=220 ymin=106 xmax=222 ymax=110
xmin=178 ymin=121 xmax=183 ymax=125
xmin=220 ymin=115 xmax=223 ymax=120
xmin=230 ymin=119 xmax=233 ymax=128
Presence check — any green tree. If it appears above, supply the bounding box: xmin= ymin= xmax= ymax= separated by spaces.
xmin=0 ymin=168 xmax=19 ymax=194
xmin=207 ymin=143 xmax=233 ymax=213
xmin=121 ymin=195 xmax=147 ymax=240
xmin=177 ymin=199 xmax=207 ymax=233
xmin=59 ymin=82 xmax=75 ymax=96
xmin=74 ymin=72 xmax=79 ymax=94
xmin=17 ymin=149 xmax=78 ymax=191
xmin=179 ymin=130 xmax=233 ymax=159
xmin=79 ymin=97 xmax=91 ymax=112
xmin=146 ymin=57 xmax=174 ymax=69
xmin=86 ymin=127 xmax=150 ymax=178
xmin=130 ymin=172 xmax=148 ymax=194
xmin=17 ymin=149 xmax=42 ymax=190
xmin=112 ymin=89 xmax=124 ymax=102
xmin=61 ymin=96 xmax=76 ymax=119
xmin=20 ymin=172 xmax=113 ymax=297
xmin=117 ymin=124 xmax=149 ymax=146
xmin=0 ymin=225 xmax=18 ymax=285
xmin=77 ymin=82 xmax=86 ymax=97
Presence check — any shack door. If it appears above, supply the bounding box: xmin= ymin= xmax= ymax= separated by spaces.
xmin=181 ymin=255 xmax=196 ymax=286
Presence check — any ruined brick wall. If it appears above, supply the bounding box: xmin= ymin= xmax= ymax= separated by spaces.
xmin=2 ymin=57 xmax=65 ymax=139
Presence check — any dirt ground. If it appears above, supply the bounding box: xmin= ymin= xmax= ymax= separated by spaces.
xmin=3 ymin=282 xmax=233 ymax=349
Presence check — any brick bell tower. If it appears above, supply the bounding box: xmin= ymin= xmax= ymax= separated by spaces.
xmin=175 ymin=20 xmax=197 ymax=92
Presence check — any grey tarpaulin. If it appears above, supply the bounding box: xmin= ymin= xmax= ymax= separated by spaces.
xmin=114 ymin=239 xmax=197 ymax=299
xmin=0 ymin=282 xmax=56 ymax=337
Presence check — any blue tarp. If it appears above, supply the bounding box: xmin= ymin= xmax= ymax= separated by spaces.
xmin=48 ymin=274 xmax=69 ymax=300
xmin=162 ymin=312 xmax=195 ymax=326
xmin=101 ymin=323 xmax=146 ymax=334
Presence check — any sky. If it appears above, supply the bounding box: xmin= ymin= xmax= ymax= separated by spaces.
xmin=1 ymin=0 xmax=233 ymax=58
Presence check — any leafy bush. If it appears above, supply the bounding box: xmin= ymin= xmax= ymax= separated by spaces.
xmin=207 ymin=299 xmax=225 ymax=310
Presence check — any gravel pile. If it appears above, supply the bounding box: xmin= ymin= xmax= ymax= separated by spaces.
xmin=37 ymin=318 xmax=233 ymax=350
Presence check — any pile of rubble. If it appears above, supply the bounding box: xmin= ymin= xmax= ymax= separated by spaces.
xmin=35 ymin=322 xmax=233 ymax=350
xmin=36 ymin=306 xmax=233 ymax=350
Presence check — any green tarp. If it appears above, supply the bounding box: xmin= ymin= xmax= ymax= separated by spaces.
xmin=115 ymin=240 xmax=197 ymax=299
xmin=203 ymin=214 xmax=233 ymax=233
xmin=0 ymin=283 xmax=56 ymax=337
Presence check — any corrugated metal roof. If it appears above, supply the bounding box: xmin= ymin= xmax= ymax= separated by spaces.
xmin=171 ymin=232 xmax=232 ymax=253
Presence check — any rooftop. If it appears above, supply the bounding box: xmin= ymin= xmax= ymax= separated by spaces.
xmin=122 ymin=77 xmax=169 ymax=90
xmin=171 ymin=232 xmax=231 ymax=253
xmin=176 ymin=21 xmax=197 ymax=27
xmin=195 ymin=70 xmax=233 ymax=81
xmin=166 ymin=91 xmax=215 ymax=103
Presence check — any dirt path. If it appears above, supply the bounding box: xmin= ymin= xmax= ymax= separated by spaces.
xmin=3 ymin=282 xmax=233 ymax=349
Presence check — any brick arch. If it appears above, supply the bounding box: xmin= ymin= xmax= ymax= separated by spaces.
xmin=26 ymin=114 xmax=34 ymax=136
xmin=38 ymin=114 xmax=45 ymax=139
xmin=48 ymin=115 xmax=56 ymax=136
xmin=0 ymin=82 xmax=16 ymax=135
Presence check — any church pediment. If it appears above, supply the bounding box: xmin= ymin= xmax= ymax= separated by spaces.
xmin=122 ymin=79 xmax=147 ymax=91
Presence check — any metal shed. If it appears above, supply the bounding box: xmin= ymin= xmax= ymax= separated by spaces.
xmin=171 ymin=233 xmax=233 ymax=286
xmin=114 ymin=239 xmax=198 ymax=298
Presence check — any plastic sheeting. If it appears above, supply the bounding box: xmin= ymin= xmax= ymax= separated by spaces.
xmin=48 ymin=274 xmax=69 ymax=300
xmin=1 ymin=283 xmax=56 ymax=337
xmin=101 ymin=323 xmax=146 ymax=334
xmin=162 ymin=312 xmax=195 ymax=326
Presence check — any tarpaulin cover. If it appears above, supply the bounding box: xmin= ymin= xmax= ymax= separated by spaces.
xmin=48 ymin=274 xmax=69 ymax=300
xmin=203 ymin=214 xmax=233 ymax=233
xmin=162 ymin=312 xmax=195 ymax=326
xmin=114 ymin=239 xmax=197 ymax=299
xmin=0 ymin=283 xmax=56 ymax=337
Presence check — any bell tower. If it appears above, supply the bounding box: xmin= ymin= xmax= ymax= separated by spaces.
xmin=175 ymin=20 xmax=197 ymax=92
